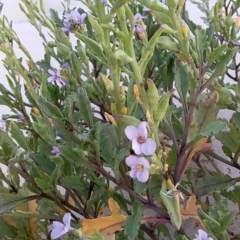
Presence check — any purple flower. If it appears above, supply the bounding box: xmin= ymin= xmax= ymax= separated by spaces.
xmin=193 ymin=229 xmax=213 ymax=240
xmin=125 ymin=122 xmax=156 ymax=155
xmin=143 ymin=6 xmax=151 ymax=13
xmin=126 ymin=155 xmax=150 ymax=182
xmin=63 ymin=10 xmax=86 ymax=25
xmin=61 ymin=21 xmax=71 ymax=33
xmin=47 ymin=69 xmax=67 ymax=87
xmin=101 ymin=0 xmax=107 ymax=4
xmin=0 ymin=119 xmax=6 ymax=130
xmin=51 ymin=213 xmax=72 ymax=239
xmin=135 ymin=24 xmax=143 ymax=34
xmin=134 ymin=13 xmax=146 ymax=22
xmin=17 ymin=113 xmax=25 ymax=122
xmin=51 ymin=146 xmax=61 ymax=157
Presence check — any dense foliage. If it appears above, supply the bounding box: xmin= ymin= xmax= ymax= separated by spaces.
xmin=0 ymin=0 xmax=240 ymax=239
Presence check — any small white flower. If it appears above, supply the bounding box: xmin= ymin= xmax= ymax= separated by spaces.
xmin=193 ymin=229 xmax=213 ymax=240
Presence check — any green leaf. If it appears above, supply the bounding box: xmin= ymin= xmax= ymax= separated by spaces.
xmin=38 ymin=97 xmax=63 ymax=118
xmin=188 ymin=94 xmax=217 ymax=141
xmin=0 ymin=194 xmax=36 ymax=214
xmin=100 ymin=134 xmax=114 ymax=162
xmin=35 ymin=178 xmax=52 ymax=191
xmin=216 ymin=122 xmax=240 ymax=153
xmin=231 ymin=112 xmax=240 ymax=131
xmin=75 ymin=32 xmax=105 ymax=61
xmin=134 ymin=181 xmax=148 ymax=194
xmin=194 ymin=27 xmax=208 ymax=64
xmin=222 ymin=186 xmax=240 ymax=204
xmin=193 ymin=173 xmax=236 ymax=197
xmin=0 ymin=218 xmax=17 ymax=238
xmin=60 ymin=176 xmax=85 ymax=189
xmin=101 ymin=123 xmax=119 ymax=147
xmin=10 ymin=122 xmax=29 ymax=150
xmin=77 ymin=88 xmax=93 ymax=127
xmin=50 ymin=166 xmax=61 ymax=186
xmin=213 ymin=47 xmax=238 ymax=76
xmin=124 ymin=207 xmax=142 ymax=240
xmin=219 ymin=212 xmax=234 ymax=231
xmin=30 ymin=153 xmax=56 ymax=175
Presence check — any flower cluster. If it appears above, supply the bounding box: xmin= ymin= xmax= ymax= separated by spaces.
xmin=125 ymin=122 xmax=156 ymax=183
xmin=61 ymin=9 xmax=86 ymax=33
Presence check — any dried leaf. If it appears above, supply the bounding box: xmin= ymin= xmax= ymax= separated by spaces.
xmin=180 ymin=195 xmax=204 ymax=228
xmin=81 ymin=198 xmax=127 ymax=239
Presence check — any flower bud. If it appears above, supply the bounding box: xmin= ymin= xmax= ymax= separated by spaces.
xmin=134 ymin=84 xmax=140 ymax=98
xmin=105 ymin=112 xmax=117 ymax=126
xmin=33 ymin=107 xmax=41 ymax=116
xmin=99 ymin=73 xmax=113 ymax=93
xmin=47 ymin=41 xmax=57 ymax=48
xmin=178 ymin=0 xmax=185 ymax=12
xmin=111 ymin=103 xmax=116 ymax=113
xmin=181 ymin=24 xmax=189 ymax=38
xmin=147 ymin=78 xmax=159 ymax=109
xmin=121 ymin=107 xmax=127 ymax=115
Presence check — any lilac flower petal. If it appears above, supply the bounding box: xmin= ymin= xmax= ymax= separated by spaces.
xmin=135 ymin=24 xmax=143 ymax=34
xmin=124 ymin=126 xmax=138 ymax=141
xmin=126 ymin=155 xmax=138 ymax=167
xmin=137 ymin=121 xmax=148 ymax=139
xmin=136 ymin=170 xmax=149 ymax=182
xmin=79 ymin=13 xmax=87 ymax=23
xmin=138 ymin=157 xmax=150 ymax=169
xmin=129 ymin=169 xmax=137 ymax=179
xmin=132 ymin=138 xmax=142 ymax=155
xmin=47 ymin=76 xmax=55 ymax=83
xmin=51 ymin=227 xmax=66 ymax=239
xmin=141 ymin=138 xmax=156 ymax=156
xmin=63 ymin=213 xmax=71 ymax=228
xmin=52 ymin=221 xmax=65 ymax=229
xmin=48 ymin=69 xmax=55 ymax=75
xmin=198 ymin=229 xmax=208 ymax=239
xmin=61 ymin=27 xmax=70 ymax=32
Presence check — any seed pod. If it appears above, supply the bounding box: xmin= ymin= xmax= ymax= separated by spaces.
xmin=113 ymin=114 xmax=141 ymax=127
xmin=166 ymin=0 xmax=179 ymax=9
xmin=160 ymin=177 xmax=182 ymax=230
xmin=147 ymin=78 xmax=159 ymax=109
xmin=56 ymin=42 xmax=71 ymax=58
xmin=157 ymin=36 xmax=178 ymax=51
xmin=105 ymin=112 xmax=117 ymax=126
xmin=133 ymin=84 xmax=140 ymax=98
xmin=114 ymin=50 xmax=133 ymax=63
xmin=154 ymin=89 xmax=175 ymax=126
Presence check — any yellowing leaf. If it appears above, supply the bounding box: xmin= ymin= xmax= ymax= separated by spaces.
xmin=81 ymin=198 xmax=126 ymax=239
xmin=180 ymin=195 xmax=204 ymax=228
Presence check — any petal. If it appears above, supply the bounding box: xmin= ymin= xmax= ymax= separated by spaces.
xmin=129 ymin=169 xmax=137 ymax=179
xmin=52 ymin=221 xmax=65 ymax=229
xmin=198 ymin=229 xmax=208 ymax=239
xmin=132 ymin=138 xmax=142 ymax=155
xmin=136 ymin=170 xmax=149 ymax=182
xmin=124 ymin=126 xmax=138 ymax=140
xmin=138 ymin=157 xmax=150 ymax=169
xmin=80 ymin=13 xmax=87 ymax=22
xmin=47 ymin=76 xmax=55 ymax=83
xmin=63 ymin=213 xmax=71 ymax=229
xmin=137 ymin=122 xmax=148 ymax=138
xmin=126 ymin=155 xmax=138 ymax=167
xmin=48 ymin=69 xmax=55 ymax=75
xmin=141 ymin=138 xmax=156 ymax=155
xmin=51 ymin=228 xmax=65 ymax=239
